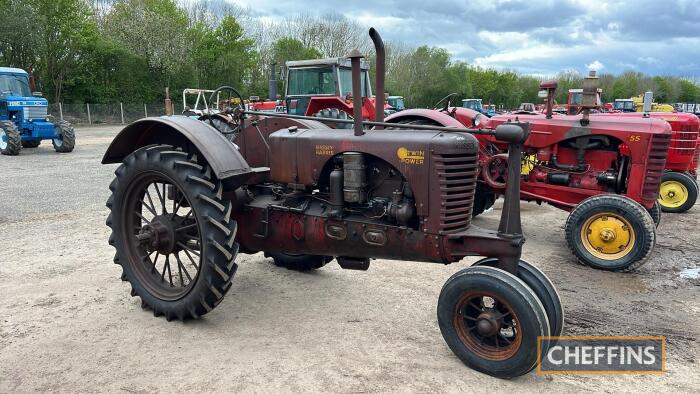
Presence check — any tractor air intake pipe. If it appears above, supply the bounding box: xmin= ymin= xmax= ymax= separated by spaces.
xmin=369 ymin=27 xmax=385 ymax=125
xmin=348 ymin=49 xmax=365 ymax=136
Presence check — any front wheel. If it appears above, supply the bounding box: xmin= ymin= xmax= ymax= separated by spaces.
xmin=438 ymin=266 xmax=550 ymax=378
xmin=52 ymin=120 xmax=75 ymax=153
xmin=106 ymin=145 xmax=239 ymax=320
xmin=472 ymin=258 xmax=563 ymax=337
xmin=0 ymin=121 xmax=22 ymax=155
xmin=658 ymin=172 xmax=698 ymax=213
xmin=565 ymin=194 xmax=655 ymax=272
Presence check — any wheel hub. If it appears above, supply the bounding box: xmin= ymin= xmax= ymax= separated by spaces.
xmin=659 ymin=180 xmax=687 ymax=207
xmin=581 ymin=213 xmax=635 ymax=260
xmin=140 ymin=214 xmax=183 ymax=254
xmin=475 ymin=311 xmax=501 ymax=337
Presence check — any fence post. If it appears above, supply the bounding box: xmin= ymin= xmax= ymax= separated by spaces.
xmin=86 ymin=103 xmax=92 ymax=125
xmin=144 ymin=104 xmax=148 ymax=118
xmin=120 ymin=103 xmax=125 ymax=125
xmin=59 ymin=102 xmax=63 ymax=121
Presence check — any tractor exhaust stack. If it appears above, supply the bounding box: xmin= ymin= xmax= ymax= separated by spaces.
xmin=269 ymin=63 xmax=278 ymax=100
xmin=348 ymin=49 xmax=365 ymax=136
xmin=369 ymin=27 xmax=385 ymax=125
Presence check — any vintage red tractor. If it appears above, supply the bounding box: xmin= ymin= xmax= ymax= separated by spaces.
xmin=386 ymin=76 xmax=673 ymax=272
xmin=566 ymin=86 xmax=699 ymax=213
xmin=101 ymin=28 xmax=564 ymax=379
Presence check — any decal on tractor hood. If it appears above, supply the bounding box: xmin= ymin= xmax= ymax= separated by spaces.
xmin=397 ymin=147 xmax=425 ymax=165
xmin=7 ymin=100 xmax=48 ymax=107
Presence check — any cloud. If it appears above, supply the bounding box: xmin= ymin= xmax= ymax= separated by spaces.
xmin=586 ymin=60 xmax=604 ymax=71
xmin=228 ymin=0 xmax=700 ymax=76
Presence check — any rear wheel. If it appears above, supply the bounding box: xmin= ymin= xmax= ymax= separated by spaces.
xmin=106 ymin=145 xmax=238 ymax=320
xmin=22 ymin=140 xmax=41 ymax=148
xmin=52 ymin=120 xmax=75 ymax=153
xmin=0 ymin=121 xmax=21 ymax=155
xmin=565 ymin=195 xmax=655 ymax=272
xmin=438 ymin=266 xmax=550 ymax=378
xmin=268 ymin=253 xmax=331 ymax=271
xmin=658 ymin=172 xmax=698 ymax=213
xmin=472 ymin=258 xmax=563 ymax=337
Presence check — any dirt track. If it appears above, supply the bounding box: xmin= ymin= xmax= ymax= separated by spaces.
xmin=1 ymin=125 xmax=698 ymax=392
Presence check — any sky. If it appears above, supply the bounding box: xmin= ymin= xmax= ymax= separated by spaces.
xmin=231 ymin=0 xmax=700 ymax=77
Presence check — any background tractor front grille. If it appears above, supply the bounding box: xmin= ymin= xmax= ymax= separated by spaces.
xmin=669 ymin=123 xmax=699 ymax=157
xmin=23 ymin=106 xmax=48 ymax=120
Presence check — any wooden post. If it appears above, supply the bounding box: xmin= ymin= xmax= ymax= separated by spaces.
xmin=86 ymin=103 xmax=92 ymax=124
xmin=164 ymin=87 xmax=172 ymax=116
xmin=59 ymin=102 xmax=63 ymax=121
xmin=144 ymin=104 xmax=148 ymax=118
xmin=120 ymin=103 xmax=124 ymax=124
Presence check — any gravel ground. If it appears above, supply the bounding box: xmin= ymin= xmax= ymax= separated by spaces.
xmin=0 ymin=125 xmax=698 ymax=393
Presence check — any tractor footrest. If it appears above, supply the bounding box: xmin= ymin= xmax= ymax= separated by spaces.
xmin=337 ymin=256 xmax=370 ymax=271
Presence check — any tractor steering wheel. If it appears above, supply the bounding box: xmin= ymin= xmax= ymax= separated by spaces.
xmin=206 ymin=86 xmax=246 ymax=137
xmin=433 ymin=93 xmax=459 ymax=113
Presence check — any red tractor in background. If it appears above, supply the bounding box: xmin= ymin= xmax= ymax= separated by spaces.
xmin=566 ymin=87 xmax=700 ymax=213
xmin=385 ymin=76 xmax=673 ymax=272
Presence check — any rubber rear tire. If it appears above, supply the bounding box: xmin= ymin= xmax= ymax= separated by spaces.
xmin=0 ymin=121 xmax=22 ymax=155
xmin=268 ymin=253 xmax=331 ymax=271
xmin=565 ymin=195 xmax=655 ymax=272
xmin=647 ymin=201 xmax=662 ymax=228
xmin=438 ymin=266 xmax=550 ymax=378
xmin=22 ymin=140 xmax=41 ymax=148
xmin=658 ymin=171 xmax=698 ymax=213
xmin=52 ymin=120 xmax=75 ymax=153
xmin=472 ymin=258 xmax=564 ymax=337
xmin=106 ymin=144 xmax=239 ymax=320
xmin=473 ymin=182 xmax=497 ymax=217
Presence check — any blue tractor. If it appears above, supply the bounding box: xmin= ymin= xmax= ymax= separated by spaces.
xmin=461 ymin=98 xmax=496 ymax=117
xmin=0 ymin=67 xmax=74 ymax=155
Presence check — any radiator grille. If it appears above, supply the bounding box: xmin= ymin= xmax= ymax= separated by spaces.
xmin=434 ymin=152 xmax=479 ymax=234
xmin=642 ymin=133 xmax=671 ymax=201
xmin=669 ymin=123 xmax=699 ymax=157
xmin=23 ymin=106 xmax=48 ymax=120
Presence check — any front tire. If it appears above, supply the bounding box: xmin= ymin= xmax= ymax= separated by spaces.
xmin=565 ymin=194 xmax=655 ymax=272
xmin=0 ymin=121 xmax=22 ymax=155
xmin=658 ymin=172 xmax=698 ymax=213
xmin=438 ymin=266 xmax=550 ymax=378
xmin=472 ymin=258 xmax=564 ymax=337
xmin=52 ymin=120 xmax=75 ymax=153
xmin=106 ymin=145 xmax=238 ymax=320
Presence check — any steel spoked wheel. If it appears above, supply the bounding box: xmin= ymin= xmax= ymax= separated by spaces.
xmin=482 ymin=154 xmax=509 ymax=189
xmin=565 ymin=194 xmax=655 ymax=272
xmin=453 ymin=291 xmax=523 ymax=361
xmin=107 ymin=145 xmax=239 ymax=321
xmin=438 ymin=266 xmax=550 ymax=378
xmin=658 ymin=172 xmax=698 ymax=213
xmin=123 ymin=174 xmax=202 ymax=300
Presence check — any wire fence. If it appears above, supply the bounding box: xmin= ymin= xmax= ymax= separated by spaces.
xmin=48 ymin=102 xmax=178 ymax=125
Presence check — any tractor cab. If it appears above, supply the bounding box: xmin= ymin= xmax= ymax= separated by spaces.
xmin=0 ymin=68 xmax=49 ymax=126
xmin=613 ymin=99 xmax=636 ymax=112
xmin=568 ymin=88 xmax=603 ymax=114
xmin=462 ymin=99 xmax=496 ymax=117
xmin=284 ymin=58 xmax=374 ymax=119
xmin=386 ymin=95 xmax=405 ymax=114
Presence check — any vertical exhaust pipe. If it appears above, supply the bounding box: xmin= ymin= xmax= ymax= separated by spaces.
xmin=269 ymin=63 xmax=278 ymax=100
xmin=348 ymin=49 xmax=365 ymax=136
xmin=369 ymin=27 xmax=385 ymax=125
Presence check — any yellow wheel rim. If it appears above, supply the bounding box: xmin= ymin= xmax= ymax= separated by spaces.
xmin=580 ymin=212 xmax=635 ymax=260
xmin=658 ymin=180 xmax=688 ymax=208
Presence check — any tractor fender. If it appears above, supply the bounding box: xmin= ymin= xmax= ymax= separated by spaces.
xmin=102 ymin=116 xmax=254 ymax=185
xmin=384 ymin=109 xmax=467 ymax=128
